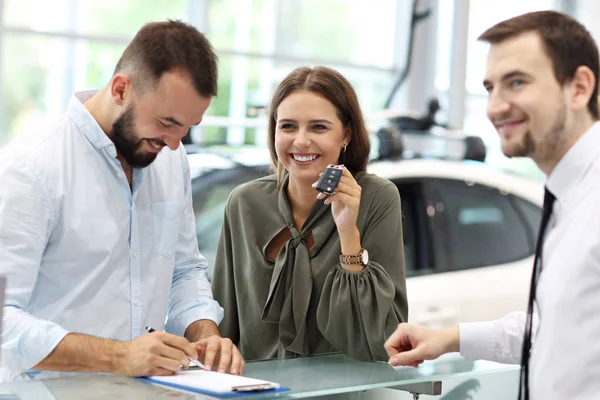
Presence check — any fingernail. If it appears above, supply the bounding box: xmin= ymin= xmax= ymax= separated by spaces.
xmin=311 ymin=182 xmax=317 ymax=188
xmin=231 ymin=368 xmax=238 ymax=375
xmin=218 ymin=369 xmax=225 ymax=373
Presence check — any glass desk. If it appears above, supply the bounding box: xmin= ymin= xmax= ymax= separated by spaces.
xmin=0 ymin=353 xmax=518 ymax=399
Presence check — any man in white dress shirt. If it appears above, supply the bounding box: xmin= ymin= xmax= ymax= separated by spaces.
xmin=0 ymin=21 xmax=244 ymax=380
xmin=384 ymin=10 xmax=600 ymax=400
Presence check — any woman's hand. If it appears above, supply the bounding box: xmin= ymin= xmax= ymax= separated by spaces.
xmin=314 ymin=166 xmax=362 ymax=235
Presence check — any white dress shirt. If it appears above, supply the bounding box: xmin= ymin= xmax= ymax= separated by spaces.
xmin=459 ymin=121 xmax=600 ymax=399
xmin=0 ymin=91 xmax=223 ymax=381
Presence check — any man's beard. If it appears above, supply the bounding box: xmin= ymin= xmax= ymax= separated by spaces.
xmin=503 ymin=101 xmax=566 ymax=162
xmin=111 ymin=106 xmax=158 ymax=168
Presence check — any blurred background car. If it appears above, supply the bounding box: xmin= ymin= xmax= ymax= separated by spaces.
xmin=187 ymin=128 xmax=543 ymax=328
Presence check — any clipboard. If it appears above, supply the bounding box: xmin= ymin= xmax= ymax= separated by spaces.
xmin=139 ymin=369 xmax=289 ymax=398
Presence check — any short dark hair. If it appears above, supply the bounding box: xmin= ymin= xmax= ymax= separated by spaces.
xmin=267 ymin=66 xmax=371 ymax=186
xmin=479 ymin=10 xmax=599 ymax=120
xmin=114 ymin=20 xmax=218 ymax=97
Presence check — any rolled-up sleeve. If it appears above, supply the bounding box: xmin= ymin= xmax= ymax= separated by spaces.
xmin=165 ymin=149 xmax=223 ymax=337
xmin=460 ymin=310 xmax=531 ymax=364
xmin=0 ymin=155 xmax=69 ymax=374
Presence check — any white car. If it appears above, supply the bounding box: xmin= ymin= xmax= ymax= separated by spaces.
xmin=188 ymin=147 xmax=543 ymax=328
xmin=368 ymin=159 xmax=543 ymax=327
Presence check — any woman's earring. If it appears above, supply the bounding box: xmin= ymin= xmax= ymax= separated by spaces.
xmin=339 ymin=144 xmax=347 ymax=165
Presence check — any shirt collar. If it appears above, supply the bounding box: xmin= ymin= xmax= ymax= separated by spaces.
xmin=66 ymin=90 xmax=117 ymax=157
xmin=547 ymin=121 xmax=600 ymax=205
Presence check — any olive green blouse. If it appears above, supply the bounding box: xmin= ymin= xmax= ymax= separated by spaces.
xmin=212 ymin=171 xmax=408 ymax=362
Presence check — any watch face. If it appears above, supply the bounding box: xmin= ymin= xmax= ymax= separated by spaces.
xmin=361 ymin=249 xmax=369 ymax=265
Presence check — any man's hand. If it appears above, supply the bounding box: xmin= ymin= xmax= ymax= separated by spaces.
xmin=114 ymin=331 xmax=199 ymax=377
xmin=193 ymin=335 xmax=245 ymax=375
xmin=384 ymin=323 xmax=460 ymax=367
xmin=184 ymin=319 xmax=245 ymax=375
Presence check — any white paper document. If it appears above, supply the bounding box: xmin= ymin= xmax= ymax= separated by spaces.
xmin=146 ymin=370 xmax=281 ymax=394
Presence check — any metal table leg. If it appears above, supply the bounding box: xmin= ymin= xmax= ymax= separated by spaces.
xmin=389 ymin=381 xmax=443 ymax=399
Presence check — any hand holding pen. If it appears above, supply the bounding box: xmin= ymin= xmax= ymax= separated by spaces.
xmin=111 ymin=326 xmax=200 ymax=377
xmin=145 ymin=325 xmax=245 ymax=375
xmin=145 ymin=326 xmax=206 ymax=370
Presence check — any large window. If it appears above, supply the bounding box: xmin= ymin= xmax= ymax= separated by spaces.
xmin=0 ymin=0 xmax=406 ymax=148
xmin=1 ymin=0 xmax=189 ymax=145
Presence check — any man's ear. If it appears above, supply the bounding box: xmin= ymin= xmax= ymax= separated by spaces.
xmin=570 ymin=65 xmax=596 ymax=114
xmin=110 ymin=74 xmax=131 ymax=106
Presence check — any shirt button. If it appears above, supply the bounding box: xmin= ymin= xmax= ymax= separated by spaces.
xmin=133 ymin=299 xmax=140 ymax=306
xmin=95 ymin=141 xmax=102 ymax=147
xmin=117 ymin=173 xmax=123 ymax=178
xmin=132 ymin=251 xmax=138 ymax=258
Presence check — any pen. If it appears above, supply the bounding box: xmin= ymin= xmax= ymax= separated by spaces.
xmin=145 ymin=326 xmax=206 ymax=370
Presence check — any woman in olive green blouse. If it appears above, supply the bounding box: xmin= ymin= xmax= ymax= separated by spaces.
xmin=212 ymin=66 xmax=408 ymax=362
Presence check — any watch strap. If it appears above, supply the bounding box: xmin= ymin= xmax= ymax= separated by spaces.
xmin=339 ymin=249 xmax=364 ymax=265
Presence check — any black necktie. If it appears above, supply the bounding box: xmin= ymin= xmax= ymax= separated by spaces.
xmin=518 ymin=187 xmax=556 ymax=400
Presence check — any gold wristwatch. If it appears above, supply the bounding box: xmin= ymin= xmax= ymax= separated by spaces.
xmin=339 ymin=248 xmax=369 ymax=266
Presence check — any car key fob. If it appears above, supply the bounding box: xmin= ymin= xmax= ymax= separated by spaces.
xmin=315 ymin=165 xmax=343 ymax=195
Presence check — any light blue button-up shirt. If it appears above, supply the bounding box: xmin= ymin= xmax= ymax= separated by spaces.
xmin=0 ymin=91 xmax=223 ymax=381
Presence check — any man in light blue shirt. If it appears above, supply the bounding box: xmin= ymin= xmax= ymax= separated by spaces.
xmin=0 ymin=20 xmax=243 ymax=381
